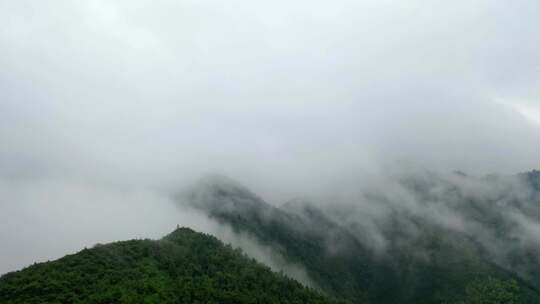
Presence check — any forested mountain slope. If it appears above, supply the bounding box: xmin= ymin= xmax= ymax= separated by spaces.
xmin=0 ymin=228 xmax=342 ymax=304
xmin=181 ymin=173 xmax=540 ymax=304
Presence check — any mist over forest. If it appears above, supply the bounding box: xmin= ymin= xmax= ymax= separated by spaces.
xmin=1 ymin=1 xmax=539 ymax=303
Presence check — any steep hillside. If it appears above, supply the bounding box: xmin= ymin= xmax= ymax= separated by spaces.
xmin=180 ymin=173 xmax=540 ymax=304
xmin=0 ymin=227 xmax=343 ymax=304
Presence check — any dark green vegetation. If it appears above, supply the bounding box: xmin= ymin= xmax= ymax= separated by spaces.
xmin=0 ymin=228 xmax=342 ymax=304
xmin=2 ymin=171 xmax=539 ymax=304
xmin=182 ymin=173 xmax=540 ymax=304
xmin=460 ymin=277 xmax=520 ymax=304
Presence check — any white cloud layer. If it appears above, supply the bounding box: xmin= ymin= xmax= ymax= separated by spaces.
xmin=0 ymin=0 xmax=539 ymax=273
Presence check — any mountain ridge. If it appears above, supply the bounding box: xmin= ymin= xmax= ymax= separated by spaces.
xmin=0 ymin=227 xmax=343 ymax=304
xmin=179 ymin=170 xmax=540 ymax=303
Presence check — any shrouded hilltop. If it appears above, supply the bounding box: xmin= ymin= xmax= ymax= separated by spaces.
xmin=0 ymin=227 xmax=342 ymax=304
xmin=178 ymin=171 xmax=540 ymax=304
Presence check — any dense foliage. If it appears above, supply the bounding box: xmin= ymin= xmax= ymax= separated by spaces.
xmin=0 ymin=228 xmax=343 ymax=304
xmin=2 ymin=171 xmax=539 ymax=304
xmin=184 ymin=174 xmax=540 ymax=304
xmin=462 ymin=277 xmax=520 ymax=304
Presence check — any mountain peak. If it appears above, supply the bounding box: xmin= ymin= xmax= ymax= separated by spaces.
xmin=165 ymin=226 xmax=196 ymax=237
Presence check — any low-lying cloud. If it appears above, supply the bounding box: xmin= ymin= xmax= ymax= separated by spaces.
xmin=1 ymin=0 xmax=539 ymax=275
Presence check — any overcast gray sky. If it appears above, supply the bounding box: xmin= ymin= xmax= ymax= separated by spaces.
xmin=1 ymin=0 xmax=539 ymax=274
